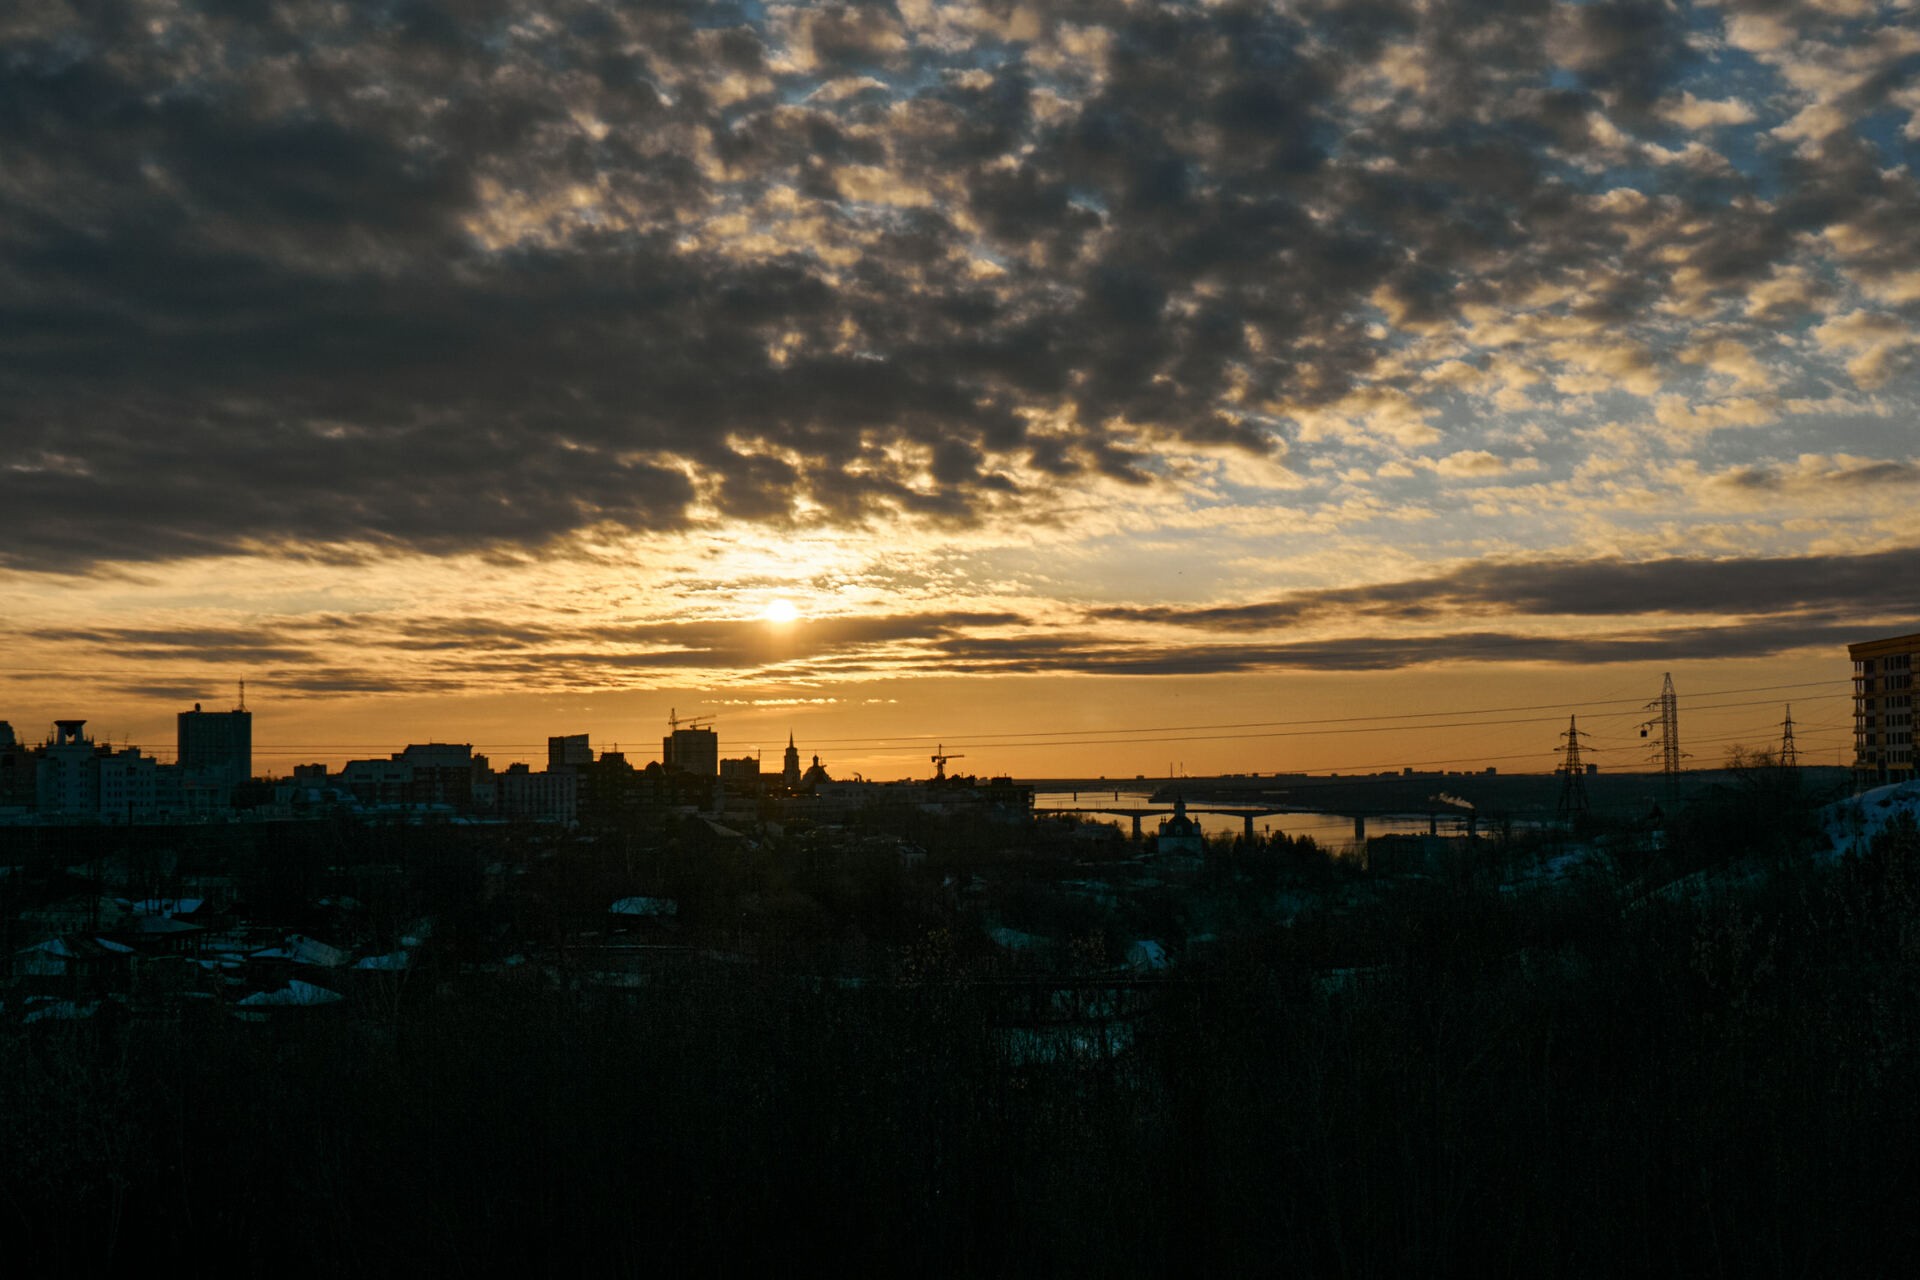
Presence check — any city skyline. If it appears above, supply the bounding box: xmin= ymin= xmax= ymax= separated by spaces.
xmin=3 ymin=1 xmax=1913 ymax=778
xmin=0 ymin=661 xmax=1855 ymax=781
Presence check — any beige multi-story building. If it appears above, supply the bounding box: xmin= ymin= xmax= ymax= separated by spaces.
xmin=1851 ymin=631 xmax=1920 ymax=784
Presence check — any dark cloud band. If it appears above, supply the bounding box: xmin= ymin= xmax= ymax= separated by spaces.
xmin=1 ymin=1 xmax=1913 ymax=570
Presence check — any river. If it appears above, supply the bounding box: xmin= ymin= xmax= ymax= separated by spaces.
xmin=1030 ymin=789 xmax=1469 ymax=852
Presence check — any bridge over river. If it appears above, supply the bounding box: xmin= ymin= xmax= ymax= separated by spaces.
xmin=1033 ymin=801 xmax=1479 ymax=842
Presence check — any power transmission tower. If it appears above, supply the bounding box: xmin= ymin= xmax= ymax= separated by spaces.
xmin=1640 ymin=672 xmax=1682 ymax=795
xmin=1779 ymin=704 xmax=1799 ymax=770
xmin=1556 ymin=714 xmax=1591 ymax=827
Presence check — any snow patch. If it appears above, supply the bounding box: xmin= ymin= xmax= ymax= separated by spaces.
xmin=1821 ymin=780 xmax=1920 ymax=858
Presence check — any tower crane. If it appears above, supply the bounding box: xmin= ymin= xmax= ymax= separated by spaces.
xmin=930 ymin=744 xmax=966 ymax=781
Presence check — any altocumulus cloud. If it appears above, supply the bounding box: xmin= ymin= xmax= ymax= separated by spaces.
xmin=0 ymin=0 xmax=1915 ymax=575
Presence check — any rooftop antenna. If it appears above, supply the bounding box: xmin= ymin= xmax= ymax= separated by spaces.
xmin=1555 ymin=714 xmax=1591 ymax=827
xmin=1780 ymin=704 xmax=1799 ymax=770
xmin=237 ymin=680 xmax=247 ymax=713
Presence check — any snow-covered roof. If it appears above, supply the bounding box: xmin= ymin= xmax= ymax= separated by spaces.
xmin=354 ymin=949 xmax=410 ymax=971
xmin=23 ymin=1000 xmax=100 ymax=1024
xmin=16 ymin=936 xmax=122 ymax=963
xmin=249 ymin=934 xmax=349 ymax=967
xmin=134 ymin=915 xmax=201 ymax=936
xmin=237 ymin=980 xmax=344 ymax=1008
xmin=1126 ymin=940 xmax=1170 ymax=972
xmin=130 ymin=897 xmax=204 ymax=917
xmin=610 ymin=896 xmax=679 ymax=917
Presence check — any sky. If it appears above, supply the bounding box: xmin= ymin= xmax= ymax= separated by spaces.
xmin=2 ymin=0 xmax=1916 ymax=779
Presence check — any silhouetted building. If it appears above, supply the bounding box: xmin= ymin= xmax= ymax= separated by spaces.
xmin=395 ymin=743 xmax=485 ymax=809
xmin=800 ymin=754 xmax=832 ymax=789
xmin=1154 ymin=795 xmax=1204 ymax=856
xmin=30 ymin=720 xmax=177 ymax=823
xmin=335 ymin=743 xmax=490 ymax=812
xmin=178 ymin=702 xmax=252 ymax=808
xmin=499 ymin=762 xmax=578 ymax=824
xmin=0 ymin=721 xmax=33 ymax=811
xmin=336 ymin=758 xmax=415 ymax=808
xmin=1852 ymin=631 xmax=1919 ymax=784
xmin=572 ymin=751 xmax=712 ymax=826
xmin=782 ymin=733 xmax=802 ymax=788
xmin=573 ymin=751 xmax=636 ymax=827
xmin=720 ymin=756 xmax=761 ymax=789
xmin=37 ymin=720 xmax=100 ymax=817
xmin=809 ymin=775 xmax=1034 ymax=822
xmin=548 ymin=733 xmax=593 ymax=771
xmin=664 ymin=725 xmax=719 ymax=777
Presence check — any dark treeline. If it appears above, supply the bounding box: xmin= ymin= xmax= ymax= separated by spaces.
xmin=7 ymin=784 xmax=1920 ymax=1273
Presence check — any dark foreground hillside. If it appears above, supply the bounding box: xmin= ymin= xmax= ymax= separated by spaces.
xmin=7 ymin=815 xmax=1920 ymax=1275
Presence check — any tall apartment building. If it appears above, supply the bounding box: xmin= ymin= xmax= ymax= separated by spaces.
xmin=177 ymin=702 xmax=252 ymax=806
xmin=663 ymin=725 xmax=719 ymax=776
xmin=38 ymin=720 xmax=101 ymax=816
xmin=548 ymin=733 xmax=593 ymax=771
xmin=1851 ymin=631 xmax=1919 ymax=784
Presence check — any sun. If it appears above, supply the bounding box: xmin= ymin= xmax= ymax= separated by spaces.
xmin=764 ymin=597 xmax=799 ymax=624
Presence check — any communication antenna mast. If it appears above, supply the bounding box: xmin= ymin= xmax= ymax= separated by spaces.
xmin=1555 ymin=714 xmax=1591 ymax=826
xmin=1639 ymin=672 xmax=1682 ymax=792
xmin=237 ymin=680 xmax=247 ymax=712
xmin=1780 ymin=704 xmax=1799 ymax=769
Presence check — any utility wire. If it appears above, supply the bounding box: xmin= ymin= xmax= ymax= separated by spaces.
xmin=222 ymin=681 xmax=1852 ymax=754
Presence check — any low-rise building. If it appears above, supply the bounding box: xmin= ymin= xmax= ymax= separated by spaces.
xmin=498 ymin=762 xmax=578 ymax=824
xmin=0 ymin=722 xmax=35 ymax=812
xmin=29 ymin=720 xmax=179 ymax=823
xmin=335 ymin=743 xmax=493 ymax=813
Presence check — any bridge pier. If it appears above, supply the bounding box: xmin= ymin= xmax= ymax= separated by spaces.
xmin=1353 ymin=814 xmax=1366 ymax=842
xmin=1243 ymin=814 xmax=1256 ymax=842
xmin=1131 ymin=814 xmax=1143 ymax=840
xmin=1429 ymin=812 xmax=1438 ymax=836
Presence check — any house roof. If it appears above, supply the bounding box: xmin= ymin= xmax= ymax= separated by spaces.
xmin=237 ymin=980 xmax=343 ymax=1008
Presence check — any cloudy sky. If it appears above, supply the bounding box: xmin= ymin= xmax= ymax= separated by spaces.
xmin=3 ymin=0 xmax=1914 ymax=776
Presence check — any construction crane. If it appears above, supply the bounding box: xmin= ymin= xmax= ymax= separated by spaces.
xmin=930 ymin=744 xmax=966 ymax=781
xmin=668 ymin=707 xmax=712 ymax=732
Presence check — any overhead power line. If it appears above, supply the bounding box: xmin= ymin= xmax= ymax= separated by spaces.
xmin=223 ymin=681 xmax=1852 ymax=756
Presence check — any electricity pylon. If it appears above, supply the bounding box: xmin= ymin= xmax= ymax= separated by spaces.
xmin=1555 ymin=714 xmax=1591 ymax=827
xmin=1779 ymin=705 xmax=1799 ymax=770
xmin=1640 ymin=672 xmax=1683 ymax=796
